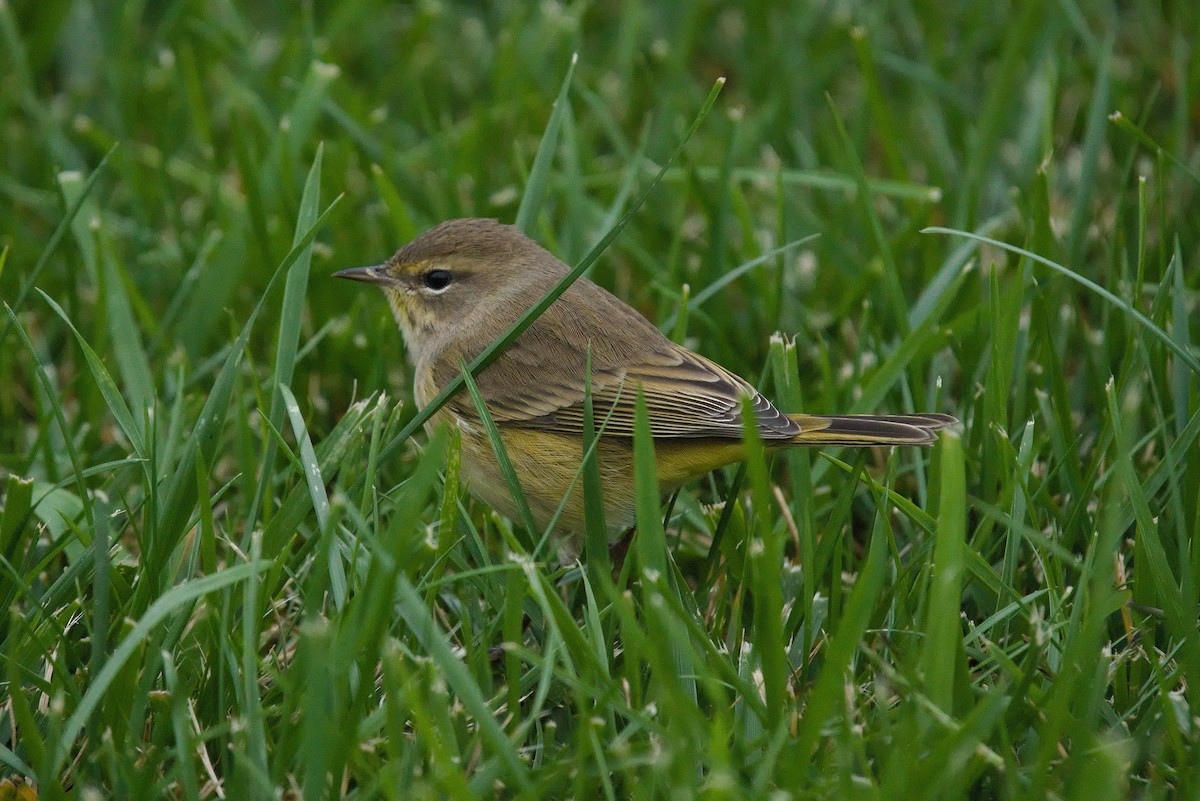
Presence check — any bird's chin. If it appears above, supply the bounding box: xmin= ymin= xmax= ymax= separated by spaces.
xmin=381 ymin=288 xmax=408 ymax=313
xmin=385 ymin=294 xmax=436 ymax=350
xmin=384 ymin=292 xmax=411 ymax=328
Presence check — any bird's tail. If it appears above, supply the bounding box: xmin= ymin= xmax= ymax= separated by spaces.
xmin=785 ymin=413 xmax=957 ymax=447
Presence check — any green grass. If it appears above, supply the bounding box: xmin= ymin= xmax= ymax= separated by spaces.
xmin=2 ymin=2 xmax=1199 ymax=798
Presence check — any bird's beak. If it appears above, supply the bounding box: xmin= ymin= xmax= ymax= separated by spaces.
xmin=333 ymin=265 xmax=396 ymax=287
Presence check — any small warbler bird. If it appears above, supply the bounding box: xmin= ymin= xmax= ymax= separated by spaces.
xmin=337 ymin=218 xmax=955 ymax=546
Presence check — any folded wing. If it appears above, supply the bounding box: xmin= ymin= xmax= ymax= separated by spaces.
xmin=463 ymin=341 xmax=800 ymax=441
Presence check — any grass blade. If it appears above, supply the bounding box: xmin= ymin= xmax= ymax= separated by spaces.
xmin=922 ymin=432 xmax=966 ymax=713
xmin=246 ymin=145 xmax=324 ymax=537
xmin=515 ymin=53 xmax=578 ymax=233
xmin=51 ymin=561 xmax=270 ymax=773
xmin=0 ymin=146 xmax=116 ymax=347
xmin=924 ymin=227 xmax=1200 ymax=377
xmin=394 ymin=577 xmax=532 ymax=791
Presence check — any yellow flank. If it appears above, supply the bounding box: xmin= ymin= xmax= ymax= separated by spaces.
xmin=652 ymin=439 xmax=749 ymax=485
xmin=457 ymin=427 xmax=633 ymax=544
xmin=456 ymin=426 xmax=749 ymax=546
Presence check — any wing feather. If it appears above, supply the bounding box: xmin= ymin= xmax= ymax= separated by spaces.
xmin=483 ymin=344 xmax=799 ymax=440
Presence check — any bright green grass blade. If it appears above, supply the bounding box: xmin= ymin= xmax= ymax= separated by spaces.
xmin=246 ymin=145 xmax=324 ymax=537
xmin=922 ymin=432 xmax=966 ymax=713
xmin=279 ymin=383 xmax=346 ymax=611
xmin=0 ymin=475 xmax=33 ymax=561
xmin=36 ymin=290 xmax=146 ymax=460
xmin=740 ymin=397 xmax=787 ymax=729
xmin=578 ymin=567 xmax=613 ymax=693
xmin=1001 ymin=420 xmax=1037 ymax=602
xmin=296 ymin=618 xmax=337 ymax=800
xmin=458 ymin=360 xmax=538 ymax=546
xmin=515 ymin=53 xmax=578 ymax=233
xmin=627 ymin=390 xmax=704 ymax=735
xmin=644 ymin=164 xmax=942 ymax=202
xmin=1065 ymin=733 xmax=1135 ymax=801
xmin=631 ymin=389 xmax=665 ymax=576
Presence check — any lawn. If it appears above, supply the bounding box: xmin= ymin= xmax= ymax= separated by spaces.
xmin=1 ymin=2 xmax=1198 ymax=798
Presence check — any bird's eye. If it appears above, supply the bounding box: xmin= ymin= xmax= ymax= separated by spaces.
xmin=422 ymin=269 xmax=452 ymax=291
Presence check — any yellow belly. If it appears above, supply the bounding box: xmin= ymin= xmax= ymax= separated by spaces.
xmin=454 ymin=422 xmax=747 ymax=550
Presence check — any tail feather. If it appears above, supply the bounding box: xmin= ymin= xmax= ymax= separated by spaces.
xmin=786 ymin=413 xmax=957 ymax=447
